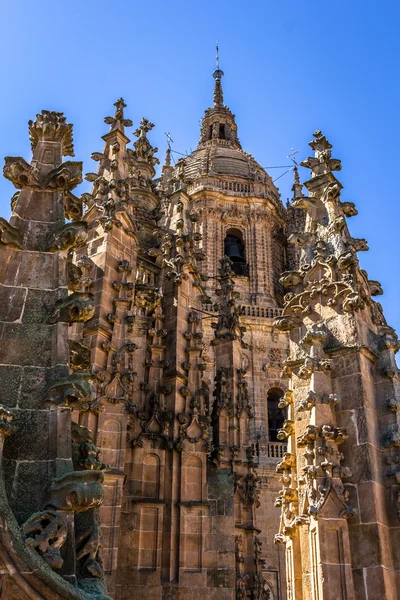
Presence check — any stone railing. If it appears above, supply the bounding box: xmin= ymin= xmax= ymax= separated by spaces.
xmin=203 ymin=304 xmax=283 ymax=320
xmin=188 ymin=178 xmax=254 ymax=195
xmin=186 ymin=177 xmax=285 ymax=216
xmin=253 ymin=442 xmax=287 ymax=468
xmin=263 ymin=442 xmax=287 ymax=459
xmin=240 ymin=305 xmax=283 ymax=319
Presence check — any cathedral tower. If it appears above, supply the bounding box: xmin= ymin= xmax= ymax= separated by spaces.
xmin=67 ymin=65 xmax=290 ymax=600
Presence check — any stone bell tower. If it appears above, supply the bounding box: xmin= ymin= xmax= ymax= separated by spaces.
xmin=178 ymin=65 xmax=292 ymax=598
xmin=65 ymin=62 xmax=291 ymax=600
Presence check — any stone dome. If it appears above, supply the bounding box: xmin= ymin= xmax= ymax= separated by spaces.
xmin=171 ymin=69 xmax=283 ymax=211
xmin=183 ymin=143 xmax=269 ymax=182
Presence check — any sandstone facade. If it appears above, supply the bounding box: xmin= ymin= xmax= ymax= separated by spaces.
xmin=0 ymin=66 xmax=398 ymax=600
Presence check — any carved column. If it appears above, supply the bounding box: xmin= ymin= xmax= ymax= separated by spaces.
xmin=211 ymin=257 xmax=269 ymax=600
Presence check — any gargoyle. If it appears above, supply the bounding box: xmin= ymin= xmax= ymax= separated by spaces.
xmin=47 ymin=221 xmax=88 ymax=252
xmin=44 ymin=373 xmax=93 ymax=408
xmin=340 ymin=201 xmax=358 ymax=217
xmin=44 ymin=161 xmax=82 ymax=190
xmin=348 ymin=237 xmax=369 ymax=252
xmin=48 ymin=292 xmax=94 ymax=324
xmin=3 ymin=156 xmax=38 ymax=188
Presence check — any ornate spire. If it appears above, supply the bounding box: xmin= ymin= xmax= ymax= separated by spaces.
xmin=197 ymin=49 xmax=241 ymax=149
xmin=104 ymin=98 xmax=133 ymax=134
xmin=291 ymin=165 xmax=303 ymax=200
xmin=164 ymin=146 xmax=171 ymax=168
xmin=212 ymin=44 xmax=224 ymax=107
xmin=132 ymin=118 xmax=159 ymax=168
xmin=158 ymin=147 xmax=173 ymax=193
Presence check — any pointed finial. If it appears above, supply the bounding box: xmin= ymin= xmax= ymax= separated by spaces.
xmin=293 ymin=165 xmax=300 ymax=186
xmin=164 ymin=147 xmax=171 ymax=167
xmin=104 ymin=98 xmax=132 ymax=133
xmin=134 ymin=118 xmax=154 ymax=139
xmin=114 ymin=97 xmax=126 ymax=114
xmin=292 ymin=165 xmax=303 ymax=200
xmin=212 ymin=43 xmax=224 ymax=107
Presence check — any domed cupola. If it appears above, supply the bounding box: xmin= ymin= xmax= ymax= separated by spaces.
xmin=178 ymin=54 xmax=282 ymax=210
xmin=168 ymin=52 xmax=286 ymax=310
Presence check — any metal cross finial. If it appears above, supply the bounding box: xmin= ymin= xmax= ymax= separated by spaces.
xmin=213 ymin=43 xmax=224 ymax=81
xmin=287 ymin=148 xmax=299 ymax=167
xmin=165 ymin=132 xmax=174 ymax=149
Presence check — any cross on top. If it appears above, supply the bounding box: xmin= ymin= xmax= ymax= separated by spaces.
xmin=134 ymin=118 xmax=155 ymax=138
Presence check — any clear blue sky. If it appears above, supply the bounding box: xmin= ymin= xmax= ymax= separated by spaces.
xmin=0 ymin=1 xmax=399 ymax=335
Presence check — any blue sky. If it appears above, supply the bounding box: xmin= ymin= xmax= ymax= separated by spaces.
xmin=0 ymin=0 xmax=399 ymax=335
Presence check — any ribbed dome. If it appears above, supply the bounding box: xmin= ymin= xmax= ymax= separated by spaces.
xmin=184 ymin=144 xmax=260 ymax=180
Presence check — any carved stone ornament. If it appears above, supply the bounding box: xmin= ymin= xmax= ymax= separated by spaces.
xmin=0 ymin=405 xmax=15 ymax=437
xmin=49 ymin=292 xmax=95 ymax=324
xmin=45 ymin=471 xmax=104 ymax=513
xmin=76 ymin=522 xmax=104 ymax=578
xmin=69 ymin=340 xmax=91 ymax=372
xmin=64 ymin=190 xmax=83 ymax=221
xmin=28 ymin=109 xmax=75 ymax=156
xmin=22 ymin=510 xmax=67 ymax=570
xmin=47 ymin=221 xmax=88 ymax=252
xmin=234 ymin=473 xmax=260 ymax=510
xmin=0 ymin=216 xmax=23 ymax=248
xmin=131 ymin=392 xmax=174 ymax=449
xmin=4 ymin=156 xmax=82 ymax=190
xmin=72 ymin=422 xmax=108 ymax=471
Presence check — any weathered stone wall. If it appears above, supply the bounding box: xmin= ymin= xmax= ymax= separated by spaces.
xmin=0 ymin=111 xmax=110 ymax=600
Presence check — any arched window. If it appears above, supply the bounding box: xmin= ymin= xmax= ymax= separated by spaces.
xmin=267 ymin=388 xmax=286 ymax=442
xmin=224 ymin=229 xmax=249 ymax=276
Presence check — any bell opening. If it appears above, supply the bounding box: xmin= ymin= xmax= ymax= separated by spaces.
xmin=224 ymin=232 xmax=246 ymax=264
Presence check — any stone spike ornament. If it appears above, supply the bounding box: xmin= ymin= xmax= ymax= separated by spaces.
xmin=1 ymin=74 xmax=399 ymax=600
xmin=197 ymin=58 xmax=243 ymax=151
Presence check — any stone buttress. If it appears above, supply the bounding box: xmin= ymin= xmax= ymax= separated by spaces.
xmin=0 ymin=111 xmax=110 ymax=599
xmin=274 ymin=131 xmax=400 ymax=600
